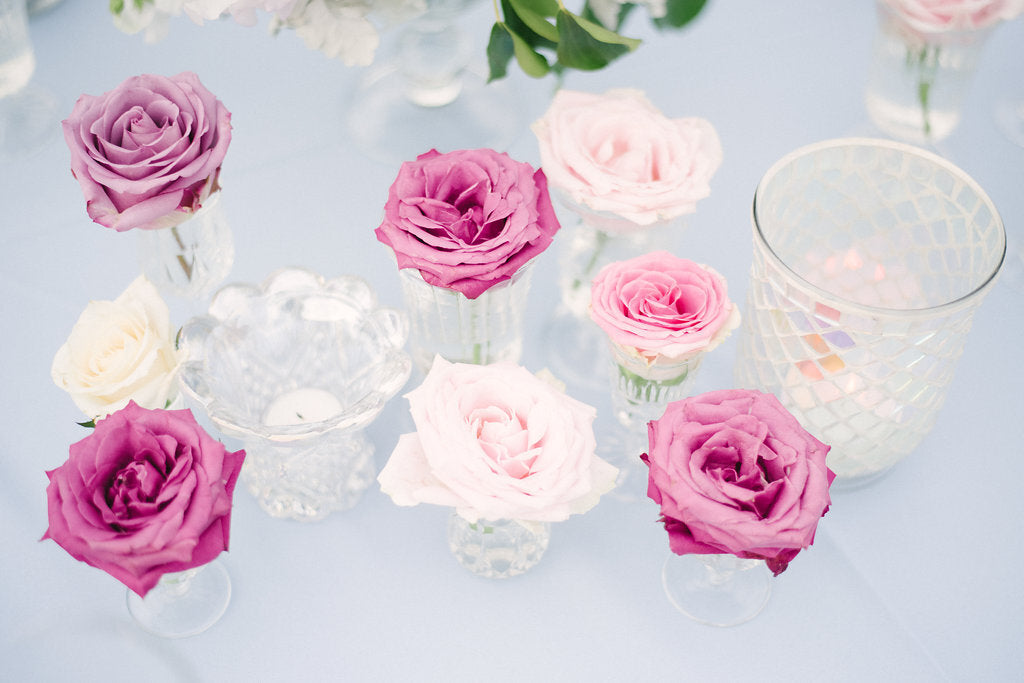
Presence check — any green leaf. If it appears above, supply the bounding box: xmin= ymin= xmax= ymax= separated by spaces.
xmin=555 ymin=10 xmax=640 ymax=71
xmin=653 ymin=0 xmax=708 ymax=29
xmin=110 ymin=0 xmax=124 ymax=14
xmin=503 ymin=0 xmax=558 ymax=44
xmin=581 ymin=0 xmax=637 ymax=32
xmin=509 ymin=25 xmax=551 ymax=77
xmin=487 ymin=22 xmax=515 ymax=82
xmin=515 ymin=0 xmax=558 ymax=16
xmin=77 ymin=419 xmax=96 ymax=429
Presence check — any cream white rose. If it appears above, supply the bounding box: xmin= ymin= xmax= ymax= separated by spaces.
xmin=378 ymin=357 xmax=618 ymax=523
xmin=532 ymin=88 xmax=723 ymax=229
xmin=52 ymin=276 xmax=180 ymax=420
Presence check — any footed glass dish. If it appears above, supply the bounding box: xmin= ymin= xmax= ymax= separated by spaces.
xmin=178 ymin=267 xmax=411 ymax=521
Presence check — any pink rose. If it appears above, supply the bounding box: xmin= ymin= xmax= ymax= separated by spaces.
xmin=881 ymin=0 xmax=1023 ymax=32
xmin=378 ymin=357 xmax=618 ymax=522
xmin=532 ymin=89 xmax=722 ymax=228
xmin=62 ymin=71 xmax=232 ymax=232
xmin=374 ymin=148 xmax=561 ymax=299
xmin=43 ymin=402 xmax=245 ymax=596
xmin=589 ymin=251 xmax=740 ymax=364
xmin=642 ymin=389 xmax=835 ymax=575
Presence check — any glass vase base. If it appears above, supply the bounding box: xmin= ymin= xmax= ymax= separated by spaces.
xmin=447 ymin=514 xmax=550 ymax=579
xmin=346 ymin=63 xmax=520 ymax=165
xmin=126 ymin=560 xmax=231 ymax=638
xmin=662 ymin=554 xmax=771 ymax=627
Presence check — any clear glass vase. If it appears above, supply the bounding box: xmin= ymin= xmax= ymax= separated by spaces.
xmin=609 ymin=344 xmax=702 ymax=431
xmin=735 ymin=138 xmax=1005 ymax=487
xmin=345 ymin=0 xmax=519 ymax=164
xmin=178 ymin=267 xmax=412 ymax=521
xmin=661 ymin=553 xmax=772 ymax=627
xmin=125 ymin=560 xmax=231 ymax=638
xmin=0 ymin=0 xmax=56 ymax=156
xmin=864 ymin=0 xmax=994 ymax=144
xmin=399 ymin=262 xmax=534 ymax=374
xmin=137 ymin=191 xmax=234 ymax=300
xmin=446 ymin=512 xmax=551 ymax=579
xmin=544 ymin=198 xmax=682 ymax=389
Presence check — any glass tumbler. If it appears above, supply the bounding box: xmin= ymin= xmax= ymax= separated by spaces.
xmin=735 ymin=138 xmax=1004 ymax=487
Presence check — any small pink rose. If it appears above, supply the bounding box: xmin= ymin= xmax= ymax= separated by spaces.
xmin=374 ymin=148 xmax=561 ymax=299
xmin=62 ymin=71 xmax=232 ymax=232
xmin=43 ymin=402 xmax=245 ymax=596
xmin=643 ymin=389 xmax=835 ymax=575
xmin=378 ymin=358 xmax=618 ymax=522
xmin=589 ymin=251 xmax=740 ymax=363
xmin=533 ymin=89 xmax=722 ymax=228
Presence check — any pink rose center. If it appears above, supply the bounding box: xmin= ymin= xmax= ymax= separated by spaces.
xmin=695 ymin=429 xmax=787 ymax=518
xmin=107 ymin=450 xmax=175 ymax=525
xmin=469 ymin=406 xmax=538 ymax=479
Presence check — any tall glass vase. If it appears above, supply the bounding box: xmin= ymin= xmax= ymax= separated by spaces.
xmin=446 ymin=512 xmax=551 ymax=579
xmin=661 ymin=553 xmax=772 ymax=627
xmin=544 ymin=200 xmax=682 ymax=389
xmin=137 ymin=192 xmax=234 ymax=301
xmin=864 ymin=0 xmax=994 ymax=144
xmin=0 ymin=0 xmax=56 ymax=155
xmin=125 ymin=560 xmax=232 ymax=638
xmin=735 ymin=139 xmax=1005 ymax=487
xmin=399 ymin=262 xmax=534 ymax=374
xmin=346 ymin=0 xmax=519 ymax=164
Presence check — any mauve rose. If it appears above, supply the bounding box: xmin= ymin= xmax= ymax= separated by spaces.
xmin=882 ymin=0 xmax=1023 ymax=32
xmin=532 ymin=89 xmax=722 ymax=228
xmin=62 ymin=71 xmax=231 ymax=232
xmin=643 ymin=389 xmax=834 ymax=575
xmin=43 ymin=402 xmax=245 ymax=597
xmin=378 ymin=357 xmax=618 ymax=522
xmin=589 ymin=251 xmax=740 ymax=364
xmin=374 ymin=148 xmax=561 ymax=300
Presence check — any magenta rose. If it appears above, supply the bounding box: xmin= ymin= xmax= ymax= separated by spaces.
xmin=43 ymin=401 xmax=245 ymax=596
xmin=642 ymin=389 xmax=835 ymax=575
xmin=589 ymin=251 xmax=740 ymax=364
xmin=374 ymin=148 xmax=561 ymax=299
xmin=62 ymin=71 xmax=232 ymax=232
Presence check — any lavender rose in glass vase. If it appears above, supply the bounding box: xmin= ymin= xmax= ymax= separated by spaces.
xmin=643 ymin=389 xmax=835 ymax=626
xmin=62 ymin=71 xmax=233 ymax=300
xmin=43 ymin=402 xmax=246 ymax=637
xmin=378 ymin=357 xmax=618 ymax=578
xmin=375 ymin=147 xmax=560 ymax=373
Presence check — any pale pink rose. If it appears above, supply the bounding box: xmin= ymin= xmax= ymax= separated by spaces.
xmin=589 ymin=251 xmax=740 ymax=364
xmin=643 ymin=390 xmax=835 ymax=575
xmin=43 ymin=402 xmax=245 ymax=597
xmin=62 ymin=71 xmax=231 ymax=232
xmin=532 ymin=88 xmax=722 ymax=228
xmin=881 ymin=0 xmax=1023 ymax=32
xmin=378 ymin=358 xmax=618 ymax=522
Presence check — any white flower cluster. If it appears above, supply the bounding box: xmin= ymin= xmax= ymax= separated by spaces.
xmin=112 ymin=0 xmax=425 ymax=66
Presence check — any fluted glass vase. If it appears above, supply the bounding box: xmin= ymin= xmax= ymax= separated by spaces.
xmin=399 ymin=262 xmax=534 ymax=374
xmin=137 ymin=192 xmax=234 ymax=300
xmin=446 ymin=512 xmax=551 ymax=579
xmin=125 ymin=560 xmax=231 ymax=638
